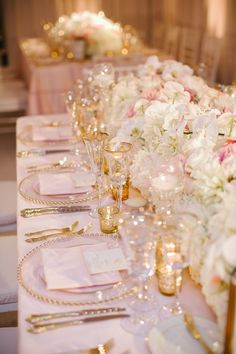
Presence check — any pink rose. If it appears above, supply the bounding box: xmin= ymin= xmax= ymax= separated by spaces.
xmin=142 ymin=88 xmax=159 ymax=101
xmin=211 ymin=275 xmax=223 ymax=286
xmin=127 ymin=106 xmax=135 ymax=118
xmin=184 ymin=87 xmax=198 ymax=102
xmin=218 ymin=140 xmax=236 ymax=163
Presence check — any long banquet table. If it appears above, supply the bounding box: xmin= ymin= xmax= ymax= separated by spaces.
xmin=20 ymin=39 xmax=166 ymax=116
xmin=20 ymin=38 xmax=173 ymax=116
xmin=17 ymin=113 xmax=216 ymax=354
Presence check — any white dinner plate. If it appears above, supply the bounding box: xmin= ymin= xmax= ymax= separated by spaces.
xmin=148 ymin=315 xmax=222 ymax=354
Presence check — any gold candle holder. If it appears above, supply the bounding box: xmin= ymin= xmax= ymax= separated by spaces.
xmin=156 ymin=237 xmax=176 ymax=296
xmin=111 ymin=177 xmax=130 ymax=202
xmin=98 ymin=205 xmax=119 ymax=234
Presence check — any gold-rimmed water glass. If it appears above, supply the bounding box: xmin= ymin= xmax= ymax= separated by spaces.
xmin=83 ymin=131 xmax=109 ymax=218
xmin=104 ymin=142 xmax=132 ymax=211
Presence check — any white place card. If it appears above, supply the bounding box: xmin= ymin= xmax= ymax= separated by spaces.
xmin=84 ymin=248 xmax=128 ymax=275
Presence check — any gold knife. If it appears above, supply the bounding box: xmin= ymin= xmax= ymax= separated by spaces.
xmin=28 ymin=314 xmax=130 ymax=334
xmin=21 ymin=206 xmax=92 ymax=218
xmin=17 ymin=149 xmax=73 ymax=158
xmin=26 ymin=307 xmax=126 ymax=324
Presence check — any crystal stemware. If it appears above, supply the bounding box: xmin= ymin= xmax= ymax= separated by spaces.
xmin=90 ymin=63 xmax=115 ymax=122
xmin=104 ymin=142 xmax=132 ymax=211
xmin=158 ymin=212 xmax=199 ymax=318
xmin=150 ymin=155 xmax=184 ymax=216
xmin=118 ymin=211 xmax=158 ymax=335
xmin=83 ymin=131 xmax=109 ymax=218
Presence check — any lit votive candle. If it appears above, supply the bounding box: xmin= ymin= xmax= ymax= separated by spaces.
xmin=152 ymin=174 xmax=178 ymax=191
xmin=98 ymin=205 xmax=119 ymax=234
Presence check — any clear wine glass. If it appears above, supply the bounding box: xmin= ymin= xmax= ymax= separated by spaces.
xmin=90 ymin=63 xmax=115 ymax=122
xmin=118 ymin=211 xmax=158 ymax=335
xmin=83 ymin=130 xmax=109 ymax=218
xmin=158 ymin=212 xmax=199 ymax=318
xmin=104 ymin=141 xmax=132 ymax=211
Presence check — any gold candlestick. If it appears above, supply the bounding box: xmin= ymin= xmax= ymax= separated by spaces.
xmin=224 ymin=279 xmax=236 ymax=354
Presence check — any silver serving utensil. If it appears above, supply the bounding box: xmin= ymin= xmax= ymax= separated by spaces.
xmin=25 ymin=223 xmax=92 ymax=243
xmin=28 ymin=314 xmax=130 ymax=334
xmin=20 ymin=206 xmax=91 ymax=218
xmin=26 ymin=307 xmax=126 ymax=324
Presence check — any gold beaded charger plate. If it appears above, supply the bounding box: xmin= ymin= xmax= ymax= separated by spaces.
xmin=18 ymin=169 xmax=109 ymax=205
xmin=17 ymin=234 xmax=135 ymax=306
xmin=17 ymin=124 xmax=77 ymax=147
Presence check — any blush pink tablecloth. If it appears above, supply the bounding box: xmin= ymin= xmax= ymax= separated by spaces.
xmin=20 ymin=41 xmax=146 ymax=115
xmin=20 ymin=39 xmax=172 ymax=116
xmin=17 ymin=114 xmax=216 ymax=354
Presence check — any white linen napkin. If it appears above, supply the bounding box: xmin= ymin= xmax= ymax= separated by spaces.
xmin=38 ymin=172 xmax=95 ymax=195
xmin=32 ymin=126 xmax=72 ymax=141
xmin=41 ymin=243 xmax=123 ymax=290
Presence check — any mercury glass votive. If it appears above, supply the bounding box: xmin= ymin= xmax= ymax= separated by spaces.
xmin=156 ymin=234 xmax=176 ymax=296
xmin=98 ymin=205 xmax=119 ymax=234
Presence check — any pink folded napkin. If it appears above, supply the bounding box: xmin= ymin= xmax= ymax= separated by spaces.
xmin=38 ymin=172 xmax=95 ymax=195
xmin=41 ymin=243 xmax=122 ymax=290
xmin=32 ymin=126 xmax=72 ymax=141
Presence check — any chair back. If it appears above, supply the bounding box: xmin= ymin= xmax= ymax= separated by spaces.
xmin=163 ymin=25 xmax=180 ymax=59
xmin=178 ymin=28 xmax=202 ymax=68
xmin=153 ymin=23 xmax=166 ymax=50
xmin=198 ymin=35 xmax=222 ymax=85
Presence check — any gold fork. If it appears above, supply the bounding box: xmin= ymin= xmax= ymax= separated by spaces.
xmin=25 ymin=223 xmax=92 ymax=243
xmin=25 ymin=220 xmax=79 ymax=237
xmin=58 ymin=338 xmax=114 ymax=354
xmin=183 ymin=313 xmax=214 ymax=354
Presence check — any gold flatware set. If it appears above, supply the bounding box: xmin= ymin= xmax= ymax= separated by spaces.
xmin=25 ymin=223 xmax=92 ymax=243
xmin=27 ymin=313 xmax=129 ymax=334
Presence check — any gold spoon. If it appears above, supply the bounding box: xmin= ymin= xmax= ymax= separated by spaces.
xmin=25 ymin=220 xmax=79 ymax=237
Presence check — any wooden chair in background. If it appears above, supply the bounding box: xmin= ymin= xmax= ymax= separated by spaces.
xmin=178 ymin=28 xmax=202 ymax=69
xmin=152 ymin=22 xmax=166 ymax=51
xmin=163 ymin=25 xmax=180 ymax=59
xmin=197 ymin=35 xmax=222 ymax=86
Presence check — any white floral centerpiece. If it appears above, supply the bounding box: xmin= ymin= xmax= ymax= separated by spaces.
xmin=105 ymin=55 xmax=236 ymax=334
xmin=47 ymin=11 xmax=123 ymax=57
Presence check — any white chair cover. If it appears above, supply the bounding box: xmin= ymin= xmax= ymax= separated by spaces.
xmin=0 ymin=181 xmax=16 ymax=226
xmin=0 ymin=235 xmax=17 ymax=306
